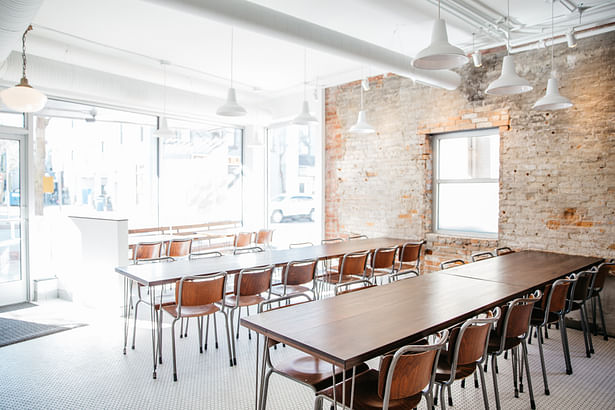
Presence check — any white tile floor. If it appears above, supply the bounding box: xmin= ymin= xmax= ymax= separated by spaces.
xmin=1 ymin=299 xmax=615 ymax=409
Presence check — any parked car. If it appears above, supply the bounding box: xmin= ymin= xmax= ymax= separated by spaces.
xmin=270 ymin=194 xmax=315 ymax=223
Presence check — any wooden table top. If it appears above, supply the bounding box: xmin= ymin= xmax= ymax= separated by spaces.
xmin=441 ymin=250 xmax=602 ymax=288
xmin=241 ymin=250 xmax=602 ymax=368
xmin=116 ymin=237 xmax=412 ymax=286
xmin=241 ymin=273 xmax=528 ymax=368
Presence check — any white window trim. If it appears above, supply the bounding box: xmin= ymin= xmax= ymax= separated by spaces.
xmin=432 ymin=128 xmax=499 ymax=238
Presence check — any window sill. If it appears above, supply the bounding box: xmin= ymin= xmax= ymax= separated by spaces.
xmin=426 ymin=231 xmax=498 ymax=241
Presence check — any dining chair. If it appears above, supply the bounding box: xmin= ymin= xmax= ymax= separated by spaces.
xmin=225 ymin=264 xmax=275 ymax=364
xmin=495 ymin=247 xmax=514 ymax=256
xmin=133 ymin=241 xmax=163 ymax=263
xmin=288 ymin=241 xmax=313 ymax=249
xmin=471 ymin=251 xmax=494 ymax=262
xmin=257 ymin=294 xmax=370 ymax=410
xmin=316 ymin=251 xmax=369 ymax=296
xmin=334 ymin=279 xmax=375 ymax=295
xmin=270 ymin=259 xmax=318 ymax=299
xmin=590 ymin=262 xmax=613 ymax=341
xmin=567 ymin=270 xmax=597 ymax=357
xmin=435 ymin=308 xmax=501 ymax=410
xmin=348 ymin=234 xmax=368 ymax=240
xmin=166 ymin=238 xmax=192 ymax=258
xmin=315 ymin=330 xmax=449 ymax=410
xmin=234 ymin=231 xmax=254 ymax=248
xmin=233 ymin=246 xmax=264 ymax=255
xmin=364 ymin=247 xmax=396 ymax=285
xmin=189 ymin=250 xmax=223 ymax=260
xmin=488 ymin=291 xmax=542 ymax=410
xmin=320 ymin=237 xmax=344 ymax=273
xmin=160 ymin=272 xmax=234 ymax=381
xmin=392 ymin=240 xmax=424 ymax=280
xmin=440 ymin=259 xmax=466 ymax=270
xmin=529 ymin=276 xmax=576 ymax=395
xmin=255 ymin=229 xmax=274 ymax=249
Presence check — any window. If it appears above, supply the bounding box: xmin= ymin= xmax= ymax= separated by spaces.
xmin=433 ymin=129 xmax=499 ymax=236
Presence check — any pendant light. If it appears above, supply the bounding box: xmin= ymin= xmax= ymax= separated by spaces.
xmin=472 ymin=32 xmax=482 ymax=67
xmin=349 ymin=78 xmax=375 ymax=134
xmin=217 ymin=28 xmax=246 ymax=117
xmin=292 ymin=49 xmax=317 ymax=125
xmin=154 ymin=61 xmax=175 ymax=138
xmin=413 ymin=0 xmax=468 ymax=70
xmin=0 ymin=25 xmax=47 ymax=113
xmin=533 ymin=1 xmax=573 ymax=111
xmin=485 ymin=0 xmax=533 ymax=95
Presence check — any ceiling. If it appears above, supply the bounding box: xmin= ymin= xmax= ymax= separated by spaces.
xmin=20 ymin=0 xmax=615 ymax=104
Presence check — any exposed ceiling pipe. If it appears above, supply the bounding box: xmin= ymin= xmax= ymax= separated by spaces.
xmin=143 ymin=0 xmax=461 ymax=90
xmin=0 ymin=0 xmax=44 ymax=62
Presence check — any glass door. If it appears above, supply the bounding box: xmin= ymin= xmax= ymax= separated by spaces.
xmin=0 ymin=132 xmax=27 ymax=306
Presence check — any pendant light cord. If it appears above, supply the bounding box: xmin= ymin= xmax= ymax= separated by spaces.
xmin=438 ymin=0 xmax=441 ymax=19
xmin=506 ymin=0 xmax=510 ymax=55
xmin=230 ymin=28 xmax=234 ymax=88
xmin=163 ymin=62 xmax=167 ymax=115
xmin=551 ymin=0 xmax=555 ymax=75
xmin=303 ymin=48 xmax=307 ymax=100
xmin=21 ymin=25 xmax=33 ymax=79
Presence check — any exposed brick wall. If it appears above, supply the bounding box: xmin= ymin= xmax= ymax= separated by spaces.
xmin=324 ymin=31 xmax=615 ymax=273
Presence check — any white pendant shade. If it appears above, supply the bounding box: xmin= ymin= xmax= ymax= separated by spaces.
xmin=292 ymin=100 xmax=318 ymax=125
xmin=413 ymin=19 xmax=468 ymax=70
xmin=0 ymin=78 xmax=47 ymax=113
xmin=349 ymin=110 xmax=375 ymax=134
xmin=485 ymin=55 xmax=533 ymax=95
xmin=216 ymin=87 xmax=246 ymax=117
xmin=472 ymin=51 xmax=482 ymax=68
xmin=532 ymin=77 xmax=573 ymax=111
xmin=154 ymin=116 xmax=175 ymax=138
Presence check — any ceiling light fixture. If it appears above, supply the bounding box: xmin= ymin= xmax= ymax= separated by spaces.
xmin=533 ymin=1 xmax=573 ymax=111
xmin=217 ymin=28 xmax=246 ymax=117
xmin=566 ymin=29 xmax=577 ymax=48
xmin=485 ymin=0 xmax=532 ymax=95
xmin=0 ymin=25 xmax=47 ymax=113
xmin=154 ymin=61 xmax=175 ymax=138
xmin=472 ymin=32 xmax=482 ymax=67
xmin=412 ymin=0 xmax=468 ymax=70
xmin=292 ymin=48 xmax=317 ymax=125
xmin=349 ymin=78 xmax=375 ymax=134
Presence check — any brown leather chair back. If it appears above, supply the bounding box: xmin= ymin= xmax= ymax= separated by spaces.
xmin=372 ymin=247 xmax=397 ymax=270
xmin=340 ymin=251 xmax=368 ymax=276
xmin=255 ymin=229 xmax=273 ymax=245
xmin=471 ymin=251 xmax=494 ymax=262
xmin=542 ymin=280 xmax=571 ymax=312
xmin=134 ymin=242 xmax=162 ymax=261
xmin=500 ymin=299 xmax=537 ymax=339
xmin=594 ymin=263 xmax=614 ymax=290
xmin=167 ymin=239 xmax=192 ymax=258
xmin=335 ymin=280 xmax=375 ymax=296
xmin=176 ymin=274 xmax=225 ymax=307
xmin=234 ymin=232 xmax=253 ymax=247
xmin=285 ymin=259 xmax=318 ymax=286
xmin=572 ymin=271 xmax=594 ymax=301
xmin=495 ymin=247 xmax=514 ymax=256
xmin=440 ymin=259 xmax=466 ymax=270
xmin=235 ymin=265 xmax=274 ymax=296
xmin=378 ymin=349 xmax=438 ymax=400
xmin=450 ymin=322 xmax=492 ymax=366
xmin=398 ymin=242 xmax=423 ymax=263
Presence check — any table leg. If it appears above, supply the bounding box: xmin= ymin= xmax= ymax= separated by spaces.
xmin=122 ymin=276 xmax=129 ymax=355
xmin=341 ymin=367 xmax=346 ymax=410
xmin=257 ymin=335 xmax=268 ymax=410
xmin=149 ymin=285 xmax=158 ymax=379
xmin=331 ymin=364 xmax=337 ymax=408
xmin=349 ymin=366 xmax=356 ymax=409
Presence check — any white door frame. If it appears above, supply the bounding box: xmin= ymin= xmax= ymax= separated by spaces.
xmin=0 ymin=123 xmax=30 ymax=306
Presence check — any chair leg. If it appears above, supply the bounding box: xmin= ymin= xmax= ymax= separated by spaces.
xmin=518 ymin=345 xmax=524 ymax=394
xmin=511 ymin=348 xmax=518 ymax=398
xmin=213 ymin=313 xmax=219 ymax=349
xmin=559 ymin=316 xmax=573 ymax=375
xmin=205 ymin=315 xmax=210 ymax=351
xmin=247 ymin=305 xmax=252 ymax=340
xmin=198 ymin=316 xmax=204 ymax=354
xmin=184 ymin=317 xmax=189 ymax=338
xmin=579 ymin=304 xmax=592 ymax=357
xmin=522 ymin=340 xmax=536 ymax=410
xmin=477 ymin=364 xmax=490 ymax=410
xmin=261 ymin=368 xmax=274 ymax=410
xmin=171 ymin=318 xmax=178 ymax=382
xmin=474 ymin=370 xmax=479 ymax=388
xmin=598 ymin=294 xmax=608 ymax=341
xmin=221 ymin=312 xmax=234 ymax=367
xmin=229 ymin=309 xmax=238 ymax=365
xmin=180 ymin=317 xmax=184 ymax=338
xmin=157 ymin=309 xmax=163 ymax=365
xmin=440 ymin=383 xmax=447 ymax=410
xmin=592 ymin=296 xmax=598 ymax=336
xmin=491 ymin=354 xmax=501 ymax=410
xmin=461 ymin=378 xmax=465 ymax=388
xmin=536 ymin=326 xmax=550 ymax=395
xmin=236 ymin=307 xmax=242 ymax=339
xmin=447 ymin=384 xmax=453 ymax=407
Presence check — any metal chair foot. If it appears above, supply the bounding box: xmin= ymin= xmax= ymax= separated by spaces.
xmin=566 ymin=369 xmax=572 ymax=375
xmin=200 ymin=347 xmax=203 ymax=354
xmin=234 ymin=358 xmax=237 ymax=366
xmin=448 ymin=396 xmax=453 ymax=406
xmin=229 ymin=359 xmax=233 ymax=367
xmin=514 ymin=388 xmax=519 ymax=398
xmin=153 ymin=371 xmax=157 ymax=379
xmin=545 ymin=388 xmax=550 ymax=395
xmin=173 ymin=373 xmax=177 ymax=382
xmin=461 ymin=379 xmax=465 ymax=388
xmin=520 ymin=383 xmax=524 ymax=393
xmin=474 ymin=379 xmax=479 ymax=388
xmin=123 ymin=348 xmax=126 ymax=355
xmin=531 ymin=399 xmax=536 ymax=409
xmin=216 ymin=342 xmax=219 ymax=349
xmin=159 ymin=357 xmax=162 ymax=364
xmin=204 ymin=343 xmax=208 ymax=351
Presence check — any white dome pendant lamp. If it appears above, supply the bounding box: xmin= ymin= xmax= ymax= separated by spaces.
xmin=0 ymin=25 xmax=47 ymax=113
xmin=154 ymin=61 xmax=175 ymax=139
xmin=533 ymin=1 xmax=573 ymax=111
xmin=349 ymin=78 xmax=375 ymax=134
xmin=292 ymin=49 xmax=317 ymax=125
xmin=485 ymin=0 xmax=532 ymax=95
xmin=217 ymin=28 xmax=246 ymax=117
xmin=413 ymin=0 xmax=468 ymax=70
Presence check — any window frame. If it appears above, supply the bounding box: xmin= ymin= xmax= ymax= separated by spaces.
xmin=432 ymin=128 xmax=499 ymax=238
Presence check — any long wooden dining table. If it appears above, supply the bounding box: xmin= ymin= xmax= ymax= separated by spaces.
xmin=241 ymin=250 xmax=601 ymax=409
xmin=115 ymin=237 xmax=412 ymax=379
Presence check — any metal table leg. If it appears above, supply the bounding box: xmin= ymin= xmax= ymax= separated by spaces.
xmin=149 ymin=285 xmax=158 ymax=379
xmin=123 ymin=277 xmax=130 ymax=355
